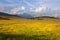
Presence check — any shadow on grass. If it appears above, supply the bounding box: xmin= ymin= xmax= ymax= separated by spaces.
xmin=0 ymin=33 xmax=57 ymax=40
xmin=0 ymin=17 xmax=10 ymax=20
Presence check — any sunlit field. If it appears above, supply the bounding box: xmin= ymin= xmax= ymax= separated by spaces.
xmin=0 ymin=16 xmax=60 ymax=40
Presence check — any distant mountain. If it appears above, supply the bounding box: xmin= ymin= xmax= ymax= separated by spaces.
xmin=18 ymin=13 xmax=34 ymax=18
xmin=31 ymin=16 xmax=59 ymax=20
xmin=0 ymin=12 xmax=33 ymax=19
xmin=0 ymin=12 xmax=12 ymax=20
xmin=0 ymin=12 xmax=21 ymax=17
xmin=0 ymin=12 xmax=34 ymax=18
xmin=0 ymin=12 xmax=59 ymax=19
xmin=0 ymin=12 xmax=21 ymax=20
xmin=37 ymin=16 xmax=58 ymax=18
xmin=40 ymin=16 xmax=56 ymax=18
xmin=0 ymin=12 xmax=13 ymax=16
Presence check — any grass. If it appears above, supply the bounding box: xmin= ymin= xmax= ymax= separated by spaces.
xmin=0 ymin=33 xmax=57 ymax=40
xmin=0 ymin=16 xmax=60 ymax=40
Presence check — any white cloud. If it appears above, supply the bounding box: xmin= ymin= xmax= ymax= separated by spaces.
xmin=29 ymin=7 xmax=46 ymax=13
xmin=35 ymin=7 xmax=46 ymax=12
xmin=21 ymin=6 xmax=25 ymax=10
xmin=27 ymin=7 xmax=47 ymax=17
xmin=0 ymin=0 xmax=60 ymax=18
xmin=28 ymin=6 xmax=60 ymax=17
xmin=10 ymin=6 xmax=26 ymax=15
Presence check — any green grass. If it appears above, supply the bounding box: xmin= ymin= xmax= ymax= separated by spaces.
xmin=0 ymin=32 xmax=57 ymax=40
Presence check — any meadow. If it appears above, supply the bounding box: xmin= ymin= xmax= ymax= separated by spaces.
xmin=0 ymin=16 xmax=60 ymax=40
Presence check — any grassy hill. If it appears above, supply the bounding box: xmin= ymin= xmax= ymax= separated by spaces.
xmin=0 ymin=13 xmax=60 ymax=40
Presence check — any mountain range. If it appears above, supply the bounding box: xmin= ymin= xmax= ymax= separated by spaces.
xmin=0 ymin=12 xmax=60 ymax=19
xmin=0 ymin=12 xmax=34 ymax=18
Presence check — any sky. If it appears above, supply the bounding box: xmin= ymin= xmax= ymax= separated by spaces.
xmin=0 ymin=0 xmax=60 ymax=17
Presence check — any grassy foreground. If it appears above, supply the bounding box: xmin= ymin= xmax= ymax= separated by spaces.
xmin=0 ymin=17 xmax=60 ymax=40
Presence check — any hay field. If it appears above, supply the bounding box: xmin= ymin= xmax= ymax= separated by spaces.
xmin=0 ymin=16 xmax=60 ymax=40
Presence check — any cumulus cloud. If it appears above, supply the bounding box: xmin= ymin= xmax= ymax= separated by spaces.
xmin=0 ymin=0 xmax=60 ymax=17
xmin=10 ymin=6 xmax=26 ymax=15
xmin=35 ymin=7 xmax=46 ymax=12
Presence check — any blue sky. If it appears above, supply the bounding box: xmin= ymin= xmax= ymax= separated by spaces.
xmin=0 ymin=0 xmax=60 ymax=17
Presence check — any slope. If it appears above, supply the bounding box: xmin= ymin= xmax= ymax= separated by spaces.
xmin=0 ymin=12 xmax=60 ymax=40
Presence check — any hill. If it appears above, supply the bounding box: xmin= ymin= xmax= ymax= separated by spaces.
xmin=0 ymin=12 xmax=60 ymax=40
xmin=18 ymin=13 xmax=33 ymax=18
xmin=30 ymin=16 xmax=59 ymax=20
xmin=0 ymin=12 xmax=13 ymax=16
xmin=0 ymin=12 xmax=21 ymax=20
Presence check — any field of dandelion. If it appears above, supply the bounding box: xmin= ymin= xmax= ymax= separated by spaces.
xmin=0 ymin=17 xmax=60 ymax=40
